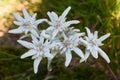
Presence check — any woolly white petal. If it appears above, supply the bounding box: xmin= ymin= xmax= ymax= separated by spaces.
xmin=34 ymin=57 xmax=42 ymax=73
xmin=62 ymin=20 xmax=80 ymax=28
xmin=8 ymin=27 xmax=24 ymax=34
xmin=22 ymin=8 xmax=30 ymax=19
xmin=59 ymin=6 xmax=71 ymax=21
xmin=72 ymin=47 xmax=84 ymax=59
xmin=21 ymin=49 xmax=36 ymax=59
xmin=31 ymin=34 xmax=39 ymax=45
xmin=47 ymin=12 xmax=54 ymax=22
xmin=25 ymin=29 xmax=29 ymax=35
xmin=62 ymin=32 xmax=68 ymax=40
xmin=30 ymin=29 xmax=39 ymax=37
xmin=52 ymin=30 xmax=58 ymax=40
xmin=40 ymin=36 xmax=45 ymax=44
xmin=32 ymin=13 xmax=37 ymax=19
xmin=84 ymin=49 xmax=90 ymax=60
xmin=46 ymin=26 xmax=54 ymax=31
xmin=13 ymin=21 xmax=23 ymax=26
xmin=51 ymin=12 xmax=59 ymax=21
xmin=80 ymin=49 xmax=90 ymax=63
xmin=61 ymin=48 xmax=67 ymax=54
xmin=77 ymin=33 xmax=85 ymax=37
xmin=13 ymin=13 xmax=24 ymax=21
xmin=97 ymin=47 xmax=110 ymax=63
xmin=98 ymin=33 xmax=110 ymax=42
xmin=41 ymin=30 xmax=51 ymax=39
xmin=79 ymin=38 xmax=88 ymax=46
xmin=65 ymin=49 xmax=72 ymax=67
xmin=32 ymin=53 xmax=41 ymax=59
xmin=34 ymin=19 xmax=48 ymax=25
xmin=93 ymin=31 xmax=98 ymax=40
xmin=45 ymin=52 xmax=54 ymax=59
xmin=17 ymin=40 xmax=35 ymax=49
xmin=85 ymin=27 xmax=93 ymax=40
xmin=71 ymin=33 xmax=84 ymax=39
xmin=31 ymin=34 xmax=38 ymax=42
xmin=90 ymin=48 xmax=98 ymax=59
xmin=20 ymin=34 xmax=31 ymax=39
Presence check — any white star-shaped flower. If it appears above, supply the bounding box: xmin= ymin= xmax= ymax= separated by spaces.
xmin=58 ymin=32 xmax=84 ymax=67
xmin=17 ymin=35 xmax=54 ymax=73
xmin=46 ymin=6 xmax=80 ymax=40
xmin=80 ymin=27 xmax=110 ymax=63
xmin=8 ymin=8 xmax=47 ymax=37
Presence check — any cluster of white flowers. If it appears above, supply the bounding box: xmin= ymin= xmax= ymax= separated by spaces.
xmin=8 ymin=6 xmax=110 ymax=74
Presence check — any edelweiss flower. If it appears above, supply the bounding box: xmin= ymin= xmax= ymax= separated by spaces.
xmin=58 ymin=32 xmax=84 ymax=67
xmin=17 ymin=35 xmax=54 ymax=73
xmin=80 ymin=27 xmax=110 ymax=63
xmin=8 ymin=8 xmax=47 ymax=37
xmin=46 ymin=6 xmax=80 ymax=39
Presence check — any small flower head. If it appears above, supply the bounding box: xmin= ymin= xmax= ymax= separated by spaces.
xmin=80 ymin=27 xmax=110 ymax=63
xmin=17 ymin=35 xmax=54 ymax=73
xmin=46 ymin=6 xmax=80 ymax=40
xmin=8 ymin=8 xmax=47 ymax=37
xmin=58 ymin=32 xmax=84 ymax=67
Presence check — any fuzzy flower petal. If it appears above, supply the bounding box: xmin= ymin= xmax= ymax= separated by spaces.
xmin=21 ymin=49 xmax=37 ymax=59
xmin=34 ymin=57 xmax=42 ymax=73
xmin=17 ymin=40 xmax=35 ymax=49
xmin=97 ymin=47 xmax=110 ymax=63
xmin=65 ymin=49 xmax=72 ymax=67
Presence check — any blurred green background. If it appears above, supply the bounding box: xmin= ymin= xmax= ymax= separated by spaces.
xmin=0 ymin=0 xmax=120 ymax=80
